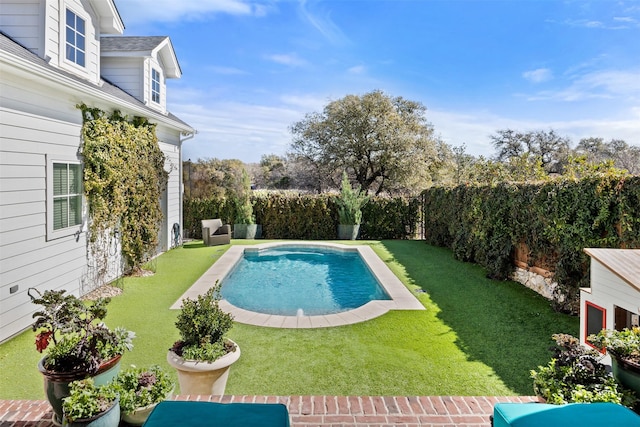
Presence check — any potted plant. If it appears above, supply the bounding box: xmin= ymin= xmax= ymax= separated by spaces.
xmin=166 ymin=282 xmax=240 ymax=395
xmin=61 ymin=378 xmax=120 ymax=427
xmin=588 ymin=327 xmax=640 ymax=395
xmin=336 ymin=172 xmax=369 ymax=240
xmin=29 ymin=288 xmax=134 ymax=424
xmin=530 ymin=333 xmax=637 ymax=407
xmin=112 ymin=365 xmax=175 ymax=426
xmin=232 ymin=169 xmax=260 ymax=239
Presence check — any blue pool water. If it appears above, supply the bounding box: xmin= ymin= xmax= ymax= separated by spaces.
xmin=220 ymin=246 xmax=391 ymax=316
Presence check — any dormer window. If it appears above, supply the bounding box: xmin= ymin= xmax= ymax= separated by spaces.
xmin=151 ymin=68 xmax=161 ymax=103
xmin=65 ymin=9 xmax=86 ymax=67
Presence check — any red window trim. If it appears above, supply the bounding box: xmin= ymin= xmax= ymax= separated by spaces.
xmin=584 ymin=300 xmax=606 ymax=352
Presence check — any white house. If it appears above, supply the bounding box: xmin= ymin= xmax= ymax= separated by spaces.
xmin=580 ymin=249 xmax=640 ymax=348
xmin=0 ymin=0 xmax=195 ymax=343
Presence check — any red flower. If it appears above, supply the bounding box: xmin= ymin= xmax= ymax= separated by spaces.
xmin=35 ymin=331 xmax=52 ymax=353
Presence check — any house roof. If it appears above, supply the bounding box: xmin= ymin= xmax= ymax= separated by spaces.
xmin=101 ymin=36 xmax=182 ymax=78
xmin=584 ymin=248 xmax=640 ymax=292
xmin=0 ymin=32 xmax=193 ymax=134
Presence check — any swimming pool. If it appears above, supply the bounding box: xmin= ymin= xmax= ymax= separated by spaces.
xmin=173 ymin=242 xmax=425 ymax=328
xmin=220 ymin=246 xmax=391 ymax=316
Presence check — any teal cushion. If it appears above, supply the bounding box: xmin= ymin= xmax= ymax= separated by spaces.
xmin=493 ymin=403 xmax=640 ymax=427
xmin=143 ymin=401 xmax=290 ymax=427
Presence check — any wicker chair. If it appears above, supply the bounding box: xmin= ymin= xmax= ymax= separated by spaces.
xmin=201 ymin=219 xmax=231 ymax=246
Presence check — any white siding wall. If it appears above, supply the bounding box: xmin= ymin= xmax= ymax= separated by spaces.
xmin=101 ymin=57 xmax=143 ymax=101
xmin=579 ymin=260 xmax=640 ymax=345
xmin=157 ymin=130 xmax=181 ymax=251
xmin=0 ymin=1 xmax=44 ymax=56
xmin=0 ymin=107 xmax=88 ymax=342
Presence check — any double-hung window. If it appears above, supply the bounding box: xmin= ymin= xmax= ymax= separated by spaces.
xmin=48 ymin=158 xmax=83 ymax=239
xmin=65 ymin=9 xmax=86 ymax=67
xmin=151 ymin=69 xmax=161 ymax=103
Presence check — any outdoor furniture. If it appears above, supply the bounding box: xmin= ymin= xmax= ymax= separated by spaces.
xmin=142 ymin=400 xmax=290 ymax=427
xmin=201 ymin=219 xmax=231 ymax=246
xmin=492 ymin=402 xmax=640 ymax=427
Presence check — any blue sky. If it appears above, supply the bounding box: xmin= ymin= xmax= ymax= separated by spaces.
xmin=116 ymin=0 xmax=640 ymax=163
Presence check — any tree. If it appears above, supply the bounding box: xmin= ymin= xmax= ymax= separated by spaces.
xmin=576 ymin=138 xmax=640 ymax=175
xmin=183 ymin=158 xmax=245 ymax=199
xmin=491 ymin=129 xmax=570 ymax=174
xmin=289 ymin=90 xmax=438 ymax=195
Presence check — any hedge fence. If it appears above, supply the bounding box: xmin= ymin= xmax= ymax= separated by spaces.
xmin=421 ymin=176 xmax=640 ymax=313
xmin=183 ymin=193 xmax=420 ymax=241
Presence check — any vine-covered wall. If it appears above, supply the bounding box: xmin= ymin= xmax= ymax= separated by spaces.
xmin=421 ymin=176 xmax=640 ymax=313
xmin=80 ymin=105 xmax=167 ymax=273
xmin=183 ymin=194 xmax=420 ymax=241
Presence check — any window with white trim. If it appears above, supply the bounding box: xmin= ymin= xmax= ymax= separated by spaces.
xmin=65 ymin=9 xmax=86 ymax=67
xmin=47 ymin=157 xmax=83 ymax=240
xmin=152 ymin=68 xmax=161 ymax=103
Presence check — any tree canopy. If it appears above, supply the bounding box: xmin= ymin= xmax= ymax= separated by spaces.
xmin=289 ymin=90 xmax=438 ymax=195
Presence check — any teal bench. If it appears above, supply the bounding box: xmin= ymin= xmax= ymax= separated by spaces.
xmin=142 ymin=401 xmax=290 ymax=427
xmin=493 ymin=402 xmax=640 ymax=427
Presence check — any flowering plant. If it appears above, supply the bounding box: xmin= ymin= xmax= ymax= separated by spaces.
xmin=29 ymin=288 xmax=134 ymax=373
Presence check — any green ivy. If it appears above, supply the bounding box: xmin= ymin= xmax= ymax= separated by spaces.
xmin=422 ymin=176 xmax=640 ymax=313
xmin=79 ymin=104 xmax=167 ymax=273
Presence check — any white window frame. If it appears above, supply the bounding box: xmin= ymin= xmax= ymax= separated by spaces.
xmin=46 ymin=155 xmax=85 ymax=241
xmin=151 ymin=68 xmax=161 ymax=104
xmin=64 ymin=7 xmax=86 ymax=68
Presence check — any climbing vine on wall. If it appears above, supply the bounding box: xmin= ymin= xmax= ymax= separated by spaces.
xmin=79 ymin=104 xmax=168 ymax=274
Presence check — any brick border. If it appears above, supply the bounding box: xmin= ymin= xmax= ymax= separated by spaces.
xmin=0 ymin=396 xmax=539 ymax=426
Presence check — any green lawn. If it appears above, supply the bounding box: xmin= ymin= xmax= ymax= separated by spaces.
xmin=0 ymin=240 xmax=577 ymax=399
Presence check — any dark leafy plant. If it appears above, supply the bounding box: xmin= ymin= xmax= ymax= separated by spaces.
xmin=29 ymin=288 xmax=134 ymax=373
xmin=112 ymin=365 xmax=174 ymax=414
xmin=530 ymin=333 xmax=637 ymax=407
xmin=232 ymin=169 xmax=255 ymax=225
xmin=170 ymin=282 xmax=235 ymax=362
xmin=62 ymin=378 xmax=118 ymax=422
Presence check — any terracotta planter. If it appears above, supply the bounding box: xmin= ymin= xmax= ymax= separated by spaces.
xmin=39 ymin=355 xmax=122 ymax=426
xmin=166 ymin=341 xmax=240 ymax=395
xmin=610 ymin=353 xmax=640 ymax=395
xmin=62 ymin=397 xmax=120 ymax=427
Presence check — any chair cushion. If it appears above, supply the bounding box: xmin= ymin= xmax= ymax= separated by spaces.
xmin=493 ymin=402 xmax=640 ymax=427
xmin=143 ymin=401 xmax=290 ymax=427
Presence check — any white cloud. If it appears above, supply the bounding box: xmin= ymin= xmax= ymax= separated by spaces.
xmin=523 ymin=68 xmax=553 ymax=83
xmin=115 ymin=0 xmax=263 ymax=24
xmin=264 ymin=53 xmax=308 ymax=67
xmin=348 ymin=65 xmax=366 ymax=75
xmin=524 ymin=69 xmax=640 ymax=102
xmin=297 ymin=0 xmax=350 ymax=45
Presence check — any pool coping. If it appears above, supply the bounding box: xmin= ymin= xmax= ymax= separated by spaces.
xmin=171 ymin=241 xmax=425 ymax=328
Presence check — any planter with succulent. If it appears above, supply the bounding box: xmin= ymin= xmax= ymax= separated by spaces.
xmin=530 ymin=333 xmax=637 ymax=408
xmin=588 ymin=327 xmax=640 ymax=395
xmin=29 ymin=288 xmax=134 ymax=425
xmin=232 ymin=169 xmax=260 ymax=239
xmin=166 ymin=283 xmax=240 ymax=395
xmin=112 ymin=364 xmax=175 ymax=426
xmin=336 ymin=172 xmax=368 ymax=240
xmin=61 ymin=378 xmax=120 ymax=427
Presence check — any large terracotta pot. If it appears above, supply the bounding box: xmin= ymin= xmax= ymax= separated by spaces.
xmin=39 ymin=355 xmax=122 ymax=426
xmin=62 ymin=397 xmax=120 ymax=427
xmin=610 ymin=352 xmax=640 ymax=395
xmin=166 ymin=340 xmax=240 ymax=395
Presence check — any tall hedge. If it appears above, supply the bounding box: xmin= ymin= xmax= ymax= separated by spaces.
xmin=184 ymin=193 xmax=420 ymax=240
xmin=422 ymin=176 xmax=640 ymax=313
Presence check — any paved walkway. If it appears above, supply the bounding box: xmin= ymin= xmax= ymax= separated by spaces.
xmin=0 ymin=395 xmax=539 ymax=426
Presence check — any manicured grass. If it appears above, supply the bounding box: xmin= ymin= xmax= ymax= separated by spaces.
xmin=0 ymin=240 xmax=577 ymax=399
